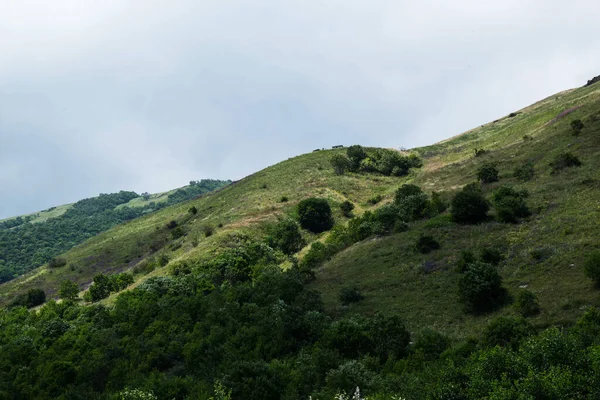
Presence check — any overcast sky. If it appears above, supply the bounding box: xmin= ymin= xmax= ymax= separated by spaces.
xmin=1 ymin=0 xmax=599 ymax=218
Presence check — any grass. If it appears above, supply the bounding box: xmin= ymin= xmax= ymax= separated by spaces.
xmin=2 ymin=82 xmax=600 ymax=342
xmin=311 ymin=83 xmax=600 ymax=338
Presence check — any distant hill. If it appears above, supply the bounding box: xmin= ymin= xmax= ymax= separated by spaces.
xmin=0 ymin=179 xmax=230 ymax=282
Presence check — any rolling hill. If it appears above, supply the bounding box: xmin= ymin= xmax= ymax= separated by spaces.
xmin=1 ymin=79 xmax=600 ymax=399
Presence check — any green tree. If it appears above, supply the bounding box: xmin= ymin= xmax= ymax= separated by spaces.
xmin=451 ymin=183 xmax=490 ymax=224
xmin=339 ymin=200 xmax=355 ymax=217
xmin=571 ymin=119 xmax=584 ymax=135
xmin=297 ymin=198 xmax=334 ymax=233
xmin=59 ymin=280 xmax=79 ymax=301
xmin=266 ymin=219 xmax=305 ymax=255
xmin=477 ymin=163 xmax=500 ymax=184
xmin=346 ymin=145 xmax=368 ymax=171
xmin=458 ymin=261 xmax=505 ymax=312
xmin=492 ymin=185 xmax=530 ymax=223
xmin=330 ymin=154 xmax=352 ymax=175
xmin=88 ymin=273 xmax=113 ymax=302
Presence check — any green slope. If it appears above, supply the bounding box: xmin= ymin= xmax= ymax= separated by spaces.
xmin=312 ymin=83 xmax=600 ymax=337
xmin=2 ymin=82 xmax=600 ymax=341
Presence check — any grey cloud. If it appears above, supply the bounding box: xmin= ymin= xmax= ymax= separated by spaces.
xmin=1 ymin=0 xmax=599 ymax=218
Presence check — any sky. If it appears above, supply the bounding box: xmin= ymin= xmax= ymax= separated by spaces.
xmin=1 ymin=0 xmax=599 ymax=219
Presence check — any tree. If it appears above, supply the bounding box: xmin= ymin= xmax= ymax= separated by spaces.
xmin=340 ymin=287 xmax=364 ymax=305
xmin=451 ymin=183 xmax=490 ymax=224
xmin=266 ymin=219 xmax=305 ymax=255
xmin=514 ymin=290 xmax=541 ymax=317
xmin=394 ymin=184 xmax=423 ymax=204
xmin=59 ymin=280 xmax=79 ymax=301
xmin=458 ymin=261 xmax=505 ymax=312
xmin=477 ymin=163 xmax=499 ymax=184
xmin=330 ymin=154 xmax=352 ymax=175
xmin=88 ymin=273 xmax=112 ymax=302
xmin=346 ymin=145 xmax=368 ymax=171
xmin=492 ymin=185 xmax=530 ymax=223
xmin=189 ymin=206 xmax=198 ymax=215
xmin=584 ymin=252 xmax=600 ymax=286
xmin=297 ymin=198 xmax=334 ymax=233
xmin=369 ymin=313 xmax=411 ymax=361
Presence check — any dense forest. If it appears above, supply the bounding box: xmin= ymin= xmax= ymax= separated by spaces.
xmin=0 ymin=179 xmax=230 ymax=282
xmin=2 ymin=231 xmax=600 ymax=399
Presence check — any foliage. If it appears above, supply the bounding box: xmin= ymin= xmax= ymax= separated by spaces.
xmin=492 ymin=185 xmax=531 ymax=223
xmin=458 ymin=262 xmax=505 ymax=313
xmin=482 ymin=316 xmax=533 ymax=349
xmin=480 ymin=247 xmax=504 ymax=266
xmin=48 ymin=257 xmax=67 ymax=268
xmin=415 ymin=235 xmax=440 ymax=254
xmin=266 ymin=219 xmax=305 ymax=255
xmin=549 ymin=152 xmax=582 ymax=174
xmin=297 ymin=198 xmax=334 ymax=233
xmin=340 ymin=201 xmax=355 ymax=217
xmin=584 ymin=252 xmax=600 ymax=286
xmin=331 ymin=154 xmax=353 ymax=175
xmin=477 ymin=163 xmax=500 ymax=184
xmin=0 ymin=181 xmax=229 ymax=282
xmin=456 ymin=250 xmax=477 ymax=273
xmin=340 ymin=287 xmax=364 ymax=305
xmin=414 ymin=328 xmax=450 ymax=360
xmin=451 ymin=183 xmax=489 ymax=224
xmin=514 ymin=289 xmax=541 ymax=317
xmin=10 ymin=288 xmax=46 ymax=308
xmin=570 ymin=119 xmax=584 ymax=135
xmin=59 ymin=280 xmax=79 ymax=301
xmin=346 ymin=145 xmax=368 ymax=172
xmin=367 ymin=195 xmax=383 ymax=205
xmin=513 ymin=162 xmax=535 ymax=181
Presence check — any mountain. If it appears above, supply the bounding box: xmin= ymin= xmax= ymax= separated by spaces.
xmin=1 ymin=80 xmax=600 ymax=399
xmin=0 ymin=179 xmax=231 ymax=282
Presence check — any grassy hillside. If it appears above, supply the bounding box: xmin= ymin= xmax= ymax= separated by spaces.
xmin=312 ymin=83 xmax=600 ymax=337
xmin=2 ymin=82 xmax=600 ymax=340
xmin=2 ymin=81 xmax=600 ymax=399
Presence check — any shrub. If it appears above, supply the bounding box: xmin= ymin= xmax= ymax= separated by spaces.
xmin=394 ymin=184 xmax=423 ymax=203
xmin=429 ymin=191 xmax=448 ymax=214
xmin=515 ymin=289 xmax=541 ymax=317
xmin=571 ymin=119 xmax=584 ymax=135
xmin=297 ymin=198 xmax=334 ymax=233
xmin=346 ymin=145 xmax=368 ymax=171
xmin=414 ymin=328 xmax=451 ymax=360
xmin=584 ymin=252 xmax=600 ymax=286
xmin=171 ymin=226 xmax=185 ymax=239
xmin=397 ymin=193 xmax=430 ymax=222
xmin=458 ymin=261 xmax=505 ymax=312
xmin=477 ymin=163 xmax=500 ymax=183
xmin=415 ymin=235 xmax=440 ymax=254
xmin=474 ymin=148 xmax=488 ymax=157
xmin=300 ymin=241 xmax=332 ymax=269
xmin=12 ymin=288 xmax=47 ymax=308
xmin=369 ymin=313 xmax=411 ymax=361
xmin=48 ymin=257 xmax=67 ymax=268
xmin=550 ymin=152 xmax=582 ymax=174
xmin=483 ymin=316 xmax=533 ymax=349
xmin=492 ymin=185 xmax=530 ymax=223
xmin=456 ymin=250 xmax=476 ymax=273
xmin=166 ymin=220 xmax=178 ymax=229
xmin=266 ymin=219 xmax=305 ymax=255
xmin=201 ymin=224 xmax=215 ymax=237
xmin=339 ymin=200 xmax=355 ymax=217
xmin=451 ymin=183 xmax=489 ymax=224
xmin=480 ymin=247 xmax=504 ymax=266
xmin=330 ymin=154 xmax=352 ymax=175
xmin=188 ymin=206 xmax=198 ymax=215
xmin=367 ymin=194 xmax=383 ymax=205
xmin=513 ymin=162 xmax=535 ymax=181
xmin=372 ymin=204 xmax=401 ymax=232
xmin=340 ymin=287 xmax=364 ymax=305
xmin=59 ymin=280 xmax=79 ymax=301
xmin=279 ymin=196 xmax=288 ymax=203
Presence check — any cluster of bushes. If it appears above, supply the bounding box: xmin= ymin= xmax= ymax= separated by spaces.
xmin=6 ymin=231 xmax=600 ymax=399
xmin=8 ymin=288 xmax=46 ymax=308
xmin=330 ymin=145 xmax=422 ymax=176
xmin=83 ymin=272 xmax=134 ymax=302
